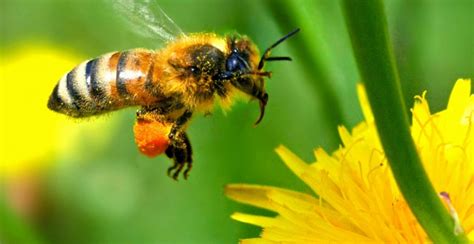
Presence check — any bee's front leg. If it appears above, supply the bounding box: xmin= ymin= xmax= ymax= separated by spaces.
xmin=168 ymin=110 xmax=193 ymax=148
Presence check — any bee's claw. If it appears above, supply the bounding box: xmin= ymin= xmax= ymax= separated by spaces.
xmin=172 ymin=163 xmax=185 ymax=180
xmin=165 ymin=132 xmax=193 ymax=181
xmin=183 ymin=162 xmax=192 ymax=180
xmin=167 ymin=161 xmax=183 ymax=181
xmin=172 ymin=172 xmax=180 ymax=181
xmin=167 ymin=164 xmax=176 ymax=177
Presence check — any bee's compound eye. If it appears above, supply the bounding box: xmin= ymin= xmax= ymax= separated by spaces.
xmin=226 ymin=53 xmax=248 ymax=73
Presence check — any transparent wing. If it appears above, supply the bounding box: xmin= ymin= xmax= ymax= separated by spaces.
xmin=112 ymin=0 xmax=186 ymax=42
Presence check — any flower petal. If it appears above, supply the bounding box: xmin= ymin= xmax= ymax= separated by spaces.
xmin=225 ymin=184 xmax=315 ymax=212
xmin=240 ymin=238 xmax=278 ymax=244
xmin=357 ymin=83 xmax=374 ymax=123
xmin=228 ymin=80 xmax=474 ymax=243
xmin=231 ymin=212 xmax=276 ymax=227
xmin=275 ymin=145 xmax=310 ymax=178
xmin=447 ymin=79 xmax=471 ymax=115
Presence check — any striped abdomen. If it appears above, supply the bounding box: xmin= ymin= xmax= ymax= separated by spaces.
xmin=48 ymin=49 xmax=162 ymax=117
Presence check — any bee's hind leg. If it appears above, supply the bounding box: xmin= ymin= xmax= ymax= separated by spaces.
xmin=165 ymin=132 xmax=193 ymax=180
xmin=165 ymin=147 xmax=178 ymax=176
xmin=165 ymin=146 xmax=184 ymax=180
xmin=168 ymin=110 xmax=193 ymax=148
xmin=182 ymin=133 xmax=193 ymax=179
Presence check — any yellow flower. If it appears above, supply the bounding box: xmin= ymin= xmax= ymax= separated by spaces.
xmin=226 ymin=79 xmax=474 ymax=243
xmin=0 ymin=45 xmax=113 ymax=179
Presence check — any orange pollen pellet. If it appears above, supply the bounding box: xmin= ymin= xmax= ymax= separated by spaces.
xmin=133 ymin=118 xmax=171 ymax=157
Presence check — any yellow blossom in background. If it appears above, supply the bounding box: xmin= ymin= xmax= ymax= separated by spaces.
xmin=0 ymin=45 xmax=114 ymax=179
xmin=226 ymin=79 xmax=474 ymax=243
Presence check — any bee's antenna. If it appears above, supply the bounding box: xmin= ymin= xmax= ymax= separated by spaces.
xmin=247 ymin=71 xmax=272 ymax=78
xmin=264 ymin=56 xmax=292 ymax=62
xmin=258 ymin=28 xmax=300 ymax=70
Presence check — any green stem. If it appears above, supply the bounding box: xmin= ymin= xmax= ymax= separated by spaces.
xmin=263 ymin=0 xmax=345 ymax=149
xmin=340 ymin=0 xmax=468 ymax=243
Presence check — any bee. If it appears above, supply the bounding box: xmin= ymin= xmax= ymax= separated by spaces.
xmin=47 ymin=0 xmax=299 ymax=180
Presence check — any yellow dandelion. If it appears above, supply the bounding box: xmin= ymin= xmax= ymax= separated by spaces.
xmin=226 ymin=79 xmax=474 ymax=243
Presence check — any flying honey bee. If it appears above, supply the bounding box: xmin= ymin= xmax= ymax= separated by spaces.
xmin=48 ymin=0 xmax=299 ymax=180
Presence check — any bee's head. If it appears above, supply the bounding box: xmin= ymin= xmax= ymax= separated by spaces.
xmin=224 ymin=28 xmax=300 ymax=125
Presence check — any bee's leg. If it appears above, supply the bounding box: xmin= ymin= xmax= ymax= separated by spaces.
xmin=136 ymin=108 xmax=149 ymax=120
xmin=171 ymin=145 xmax=186 ymax=180
xmin=182 ymin=133 xmax=193 ymax=179
xmin=168 ymin=110 xmax=193 ymax=148
xmin=165 ymin=145 xmax=183 ymax=180
xmin=228 ymin=78 xmax=268 ymax=125
xmin=165 ymin=146 xmax=178 ymax=176
xmin=165 ymin=132 xmax=192 ymax=180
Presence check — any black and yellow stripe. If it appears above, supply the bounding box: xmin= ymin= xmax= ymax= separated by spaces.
xmin=48 ymin=49 xmax=160 ymax=118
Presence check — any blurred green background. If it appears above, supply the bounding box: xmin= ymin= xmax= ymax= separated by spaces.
xmin=0 ymin=0 xmax=472 ymax=243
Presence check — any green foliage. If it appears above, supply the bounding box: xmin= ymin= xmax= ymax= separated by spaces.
xmin=1 ymin=0 xmax=473 ymax=243
xmin=0 ymin=195 xmax=44 ymax=244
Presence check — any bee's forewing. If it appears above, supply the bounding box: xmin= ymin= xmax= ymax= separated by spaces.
xmin=112 ymin=0 xmax=186 ymax=43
